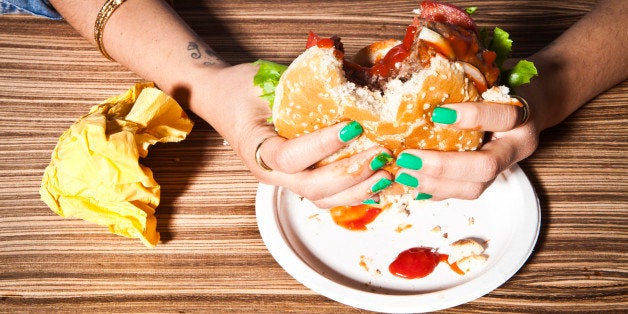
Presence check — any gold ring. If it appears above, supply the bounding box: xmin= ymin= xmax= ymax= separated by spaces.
xmin=255 ymin=136 xmax=274 ymax=172
xmin=512 ymin=95 xmax=531 ymax=126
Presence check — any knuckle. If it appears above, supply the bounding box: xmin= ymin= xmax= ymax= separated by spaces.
xmin=478 ymin=154 xmax=500 ymax=181
xmin=461 ymin=184 xmax=485 ymax=200
xmin=463 ymin=105 xmax=482 ymax=128
xmin=427 ymin=157 xmax=446 ymax=177
xmin=292 ymin=183 xmax=324 ymax=201
xmin=273 ymin=147 xmax=302 ymax=173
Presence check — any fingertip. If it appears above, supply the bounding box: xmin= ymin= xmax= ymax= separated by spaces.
xmin=338 ymin=120 xmax=364 ymax=143
xmin=414 ymin=192 xmax=433 ymax=201
xmin=369 ymin=151 xmax=394 ymax=171
xmin=431 ymin=107 xmax=458 ymax=125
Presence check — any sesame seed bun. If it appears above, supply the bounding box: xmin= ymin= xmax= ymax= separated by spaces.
xmin=271 ymin=19 xmax=515 ymax=204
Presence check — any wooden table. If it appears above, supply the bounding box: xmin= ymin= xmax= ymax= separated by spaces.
xmin=1 ymin=1 xmax=626 ymax=312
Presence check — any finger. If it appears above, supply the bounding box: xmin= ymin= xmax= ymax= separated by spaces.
xmin=395 ymin=148 xmax=507 ymax=183
xmin=287 ymin=147 xmax=393 ymax=202
xmin=432 ymin=101 xmax=524 ymax=131
xmin=259 ymin=121 xmax=364 ymax=174
xmin=396 ymin=170 xmax=494 ymax=201
xmin=311 ymin=171 xmax=394 ymax=209
xmin=397 ymin=127 xmax=536 ymax=183
xmin=395 ymin=128 xmax=538 ymax=199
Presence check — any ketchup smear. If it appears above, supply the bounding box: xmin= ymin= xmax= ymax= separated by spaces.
xmin=370 ymin=25 xmax=418 ymax=77
xmin=329 ymin=204 xmax=382 ymax=231
xmin=389 ymin=247 xmax=464 ymax=279
xmin=306 ymin=31 xmax=335 ymax=49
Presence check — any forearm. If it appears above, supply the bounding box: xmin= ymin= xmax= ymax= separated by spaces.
xmin=49 ymin=0 xmax=230 ymax=114
xmin=516 ymin=0 xmax=628 ymax=130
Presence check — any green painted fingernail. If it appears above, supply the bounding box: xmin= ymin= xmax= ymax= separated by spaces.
xmin=396 ymin=153 xmax=423 ymax=170
xmin=369 ymin=152 xmax=393 ymax=171
xmin=371 ymin=178 xmax=392 ymax=193
xmin=396 ymin=173 xmax=419 ymax=188
xmin=415 ymin=193 xmax=432 ymax=200
xmin=362 ymin=199 xmax=380 ymax=205
xmin=339 ymin=121 xmax=363 ymax=142
xmin=432 ymin=107 xmax=457 ymax=124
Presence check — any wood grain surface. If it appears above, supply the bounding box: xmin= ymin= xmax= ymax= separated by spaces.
xmin=1 ymin=0 xmax=626 ymax=312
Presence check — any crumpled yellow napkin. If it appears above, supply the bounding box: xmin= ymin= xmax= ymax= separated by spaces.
xmin=40 ymin=82 xmax=194 ymax=247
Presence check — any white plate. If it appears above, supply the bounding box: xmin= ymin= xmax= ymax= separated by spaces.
xmin=256 ymin=164 xmax=540 ymax=313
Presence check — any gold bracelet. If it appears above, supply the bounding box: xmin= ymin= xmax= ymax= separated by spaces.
xmin=94 ymin=0 xmax=127 ymax=61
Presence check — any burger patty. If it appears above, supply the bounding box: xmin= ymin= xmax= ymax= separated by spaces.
xmin=342 ymin=19 xmax=500 ymax=94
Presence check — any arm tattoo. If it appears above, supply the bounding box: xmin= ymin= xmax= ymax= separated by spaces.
xmin=187 ymin=42 xmax=201 ymax=59
xmin=203 ymin=49 xmax=217 ymax=66
xmin=187 ymin=41 xmax=221 ymax=66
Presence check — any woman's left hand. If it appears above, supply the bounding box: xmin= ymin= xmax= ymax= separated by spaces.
xmin=394 ymin=99 xmax=541 ymax=200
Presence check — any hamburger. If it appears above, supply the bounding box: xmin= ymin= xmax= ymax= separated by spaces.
xmin=258 ymin=1 xmax=536 ymax=205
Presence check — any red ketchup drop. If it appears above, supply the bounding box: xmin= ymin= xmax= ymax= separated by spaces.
xmin=389 ymin=247 xmax=442 ymax=279
xmin=329 ymin=204 xmax=382 ymax=231
xmin=389 ymin=247 xmax=466 ymax=279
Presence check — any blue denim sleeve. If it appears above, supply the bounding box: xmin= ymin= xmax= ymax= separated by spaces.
xmin=0 ymin=0 xmax=62 ymax=20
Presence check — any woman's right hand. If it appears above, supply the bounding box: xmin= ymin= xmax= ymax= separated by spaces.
xmin=189 ymin=63 xmax=394 ymax=209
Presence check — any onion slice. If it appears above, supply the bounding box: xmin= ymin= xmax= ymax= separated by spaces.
xmin=460 ymin=61 xmax=488 ymax=93
xmin=418 ymin=27 xmax=455 ymax=59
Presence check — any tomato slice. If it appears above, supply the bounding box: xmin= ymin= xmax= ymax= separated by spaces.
xmin=419 ymin=1 xmax=477 ymax=31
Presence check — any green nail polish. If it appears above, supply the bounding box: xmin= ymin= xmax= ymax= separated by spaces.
xmin=415 ymin=193 xmax=433 ymax=200
xmin=371 ymin=178 xmax=392 ymax=193
xmin=369 ymin=152 xmax=393 ymax=171
xmin=396 ymin=173 xmax=419 ymax=188
xmin=362 ymin=199 xmax=380 ymax=205
xmin=396 ymin=153 xmax=423 ymax=170
xmin=432 ymin=107 xmax=457 ymax=124
xmin=339 ymin=121 xmax=363 ymax=142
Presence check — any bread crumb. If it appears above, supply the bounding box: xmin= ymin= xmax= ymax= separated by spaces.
xmin=395 ymin=223 xmax=413 ymax=233
xmin=468 ymin=216 xmax=475 ymax=225
xmin=447 ymin=238 xmax=488 ymax=274
xmin=456 ymin=254 xmax=488 ymax=273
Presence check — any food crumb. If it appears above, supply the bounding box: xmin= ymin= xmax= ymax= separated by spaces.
xmin=468 ymin=216 xmax=475 ymax=225
xmin=395 ymin=223 xmax=413 ymax=233
xmin=431 ymin=225 xmax=441 ymax=232
xmin=359 ymin=255 xmax=370 ymax=272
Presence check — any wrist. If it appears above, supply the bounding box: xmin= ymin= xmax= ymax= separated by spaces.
xmin=183 ymin=63 xmax=269 ymax=148
xmin=512 ymin=52 xmax=569 ymax=131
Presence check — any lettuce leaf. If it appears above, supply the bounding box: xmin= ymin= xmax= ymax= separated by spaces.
xmin=489 ymin=27 xmax=512 ymax=69
xmin=465 ymin=7 xmax=478 ymax=15
xmin=506 ymin=60 xmax=538 ymax=87
xmin=253 ymin=59 xmax=287 ymax=112
xmin=488 ymin=27 xmax=538 ymax=89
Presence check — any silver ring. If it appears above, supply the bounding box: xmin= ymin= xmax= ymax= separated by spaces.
xmin=512 ymin=95 xmax=531 ymax=126
xmin=254 ymin=136 xmax=274 ymax=172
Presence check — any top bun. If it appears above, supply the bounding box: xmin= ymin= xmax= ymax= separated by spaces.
xmin=273 ymin=45 xmax=488 ymax=164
